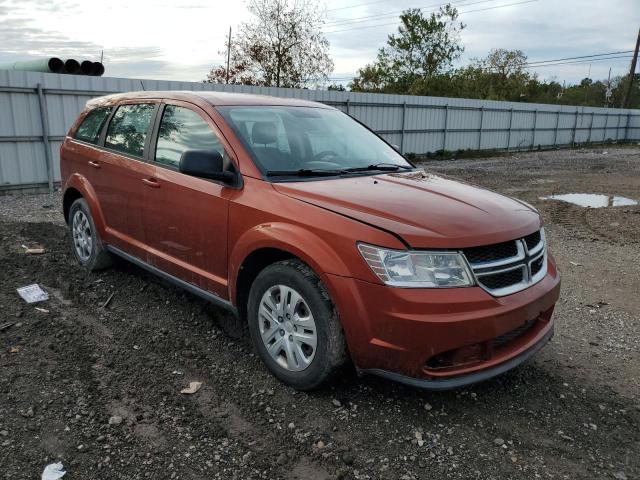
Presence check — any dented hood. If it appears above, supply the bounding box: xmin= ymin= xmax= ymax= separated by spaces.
xmin=273 ymin=171 xmax=541 ymax=249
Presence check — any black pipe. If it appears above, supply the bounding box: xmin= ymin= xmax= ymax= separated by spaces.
xmin=91 ymin=62 xmax=105 ymax=77
xmin=80 ymin=60 xmax=94 ymax=75
xmin=64 ymin=59 xmax=80 ymax=74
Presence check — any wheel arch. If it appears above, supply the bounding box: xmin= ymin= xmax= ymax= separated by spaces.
xmin=230 ymin=223 xmax=350 ymax=319
xmin=62 ymin=187 xmax=83 ymax=224
xmin=62 ymin=173 xmax=107 ymax=235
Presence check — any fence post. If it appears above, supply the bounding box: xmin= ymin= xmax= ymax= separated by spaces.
xmin=587 ymin=112 xmax=594 ymax=144
xmin=477 ymin=106 xmax=484 ymax=150
xmin=400 ymin=101 xmax=407 ymax=154
xmin=571 ymin=109 xmax=579 ymax=147
xmin=36 ymin=83 xmax=54 ymax=200
xmin=615 ymin=113 xmax=621 ymax=142
xmin=553 ymin=110 xmax=560 ymax=147
xmin=506 ymin=108 xmax=514 ymax=151
xmin=345 ymin=98 xmax=350 ymax=116
xmin=603 ymin=113 xmax=609 ymax=142
xmin=442 ymin=104 xmax=449 ymax=151
xmin=531 ymin=109 xmax=538 ymax=150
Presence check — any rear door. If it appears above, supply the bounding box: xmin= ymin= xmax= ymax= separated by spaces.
xmin=63 ymin=105 xmax=114 ymax=199
xmin=143 ymin=100 xmax=235 ymax=298
xmin=91 ymin=101 xmax=159 ymax=259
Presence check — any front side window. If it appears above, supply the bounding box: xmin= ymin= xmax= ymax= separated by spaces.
xmin=155 ymin=105 xmax=224 ymax=168
xmin=217 ymin=106 xmax=412 ymax=178
xmin=74 ymin=107 xmax=112 ymax=144
xmin=105 ymin=103 xmax=155 ymax=158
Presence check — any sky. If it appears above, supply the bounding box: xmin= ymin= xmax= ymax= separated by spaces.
xmin=0 ymin=0 xmax=638 ymax=86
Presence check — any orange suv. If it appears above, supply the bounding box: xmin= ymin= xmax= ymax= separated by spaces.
xmin=60 ymin=91 xmax=561 ymax=390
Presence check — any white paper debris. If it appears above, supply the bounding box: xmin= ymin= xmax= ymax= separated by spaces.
xmin=180 ymin=381 xmax=203 ymax=394
xmin=17 ymin=284 xmax=49 ymax=303
xmin=42 ymin=462 xmax=66 ymax=480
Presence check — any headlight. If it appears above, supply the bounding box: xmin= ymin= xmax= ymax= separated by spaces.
xmin=358 ymin=243 xmax=475 ymax=288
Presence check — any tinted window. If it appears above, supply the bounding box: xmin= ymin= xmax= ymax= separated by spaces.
xmin=105 ymin=104 xmax=155 ymax=158
xmin=74 ymin=107 xmax=112 ymax=144
xmin=155 ymin=105 xmax=224 ymax=168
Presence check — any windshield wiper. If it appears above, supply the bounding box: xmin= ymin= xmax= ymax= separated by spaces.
xmin=266 ymin=168 xmax=343 ymax=177
xmin=343 ymin=163 xmax=413 ymax=173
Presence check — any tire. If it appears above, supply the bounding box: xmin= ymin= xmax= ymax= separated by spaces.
xmin=68 ymin=198 xmax=112 ymax=271
xmin=247 ymin=259 xmax=347 ymax=390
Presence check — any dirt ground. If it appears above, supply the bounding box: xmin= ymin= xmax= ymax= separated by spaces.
xmin=1 ymin=146 xmax=639 ymax=480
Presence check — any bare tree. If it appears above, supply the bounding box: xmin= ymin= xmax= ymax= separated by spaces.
xmin=206 ymin=0 xmax=333 ymax=87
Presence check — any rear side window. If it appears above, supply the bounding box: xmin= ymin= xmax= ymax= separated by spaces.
xmin=74 ymin=107 xmax=112 ymax=144
xmin=155 ymin=105 xmax=224 ymax=168
xmin=105 ymin=104 xmax=155 ymax=158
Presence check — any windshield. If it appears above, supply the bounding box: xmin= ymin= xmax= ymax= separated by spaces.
xmin=216 ymin=106 xmax=413 ymax=178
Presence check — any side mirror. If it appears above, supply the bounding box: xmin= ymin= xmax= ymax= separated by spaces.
xmin=179 ymin=150 xmax=235 ymax=183
xmin=391 ymin=144 xmax=401 ymax=152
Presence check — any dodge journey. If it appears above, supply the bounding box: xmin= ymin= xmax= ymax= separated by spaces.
xmin=60 ymin=91 xmax=561 ymax=390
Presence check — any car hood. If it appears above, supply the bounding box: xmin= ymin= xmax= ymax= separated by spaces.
xmin=273 ymin=171 xmax=541 ymax=249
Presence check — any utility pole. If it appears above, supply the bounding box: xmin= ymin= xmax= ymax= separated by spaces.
xmin=606 ymin=67 xmax=612 ymax=107
xmin=584 ymin=63 xmax=592 ymax=104
xmin=622 ymin=27 xmax=640 ymax=109
xmin=226 ymin=27 xmax=232 ymax=84
xmin=100 ymin=50 xmax=104 ymax=64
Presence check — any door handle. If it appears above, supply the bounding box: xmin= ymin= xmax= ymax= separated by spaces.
xmin=88 ymin=160 xmax=101 ymax=169
xmin=142 ymin=178 xmax=161 ymax=188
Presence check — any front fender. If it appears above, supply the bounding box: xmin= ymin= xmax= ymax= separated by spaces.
xmin=228 ymin=222 xmax=351 ymax=304
xmin=64 ymin=173 xmax=107 ymax=237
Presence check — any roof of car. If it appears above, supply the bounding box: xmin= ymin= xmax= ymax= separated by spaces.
xmin=87 ymin=90 xmax=333 ymax=109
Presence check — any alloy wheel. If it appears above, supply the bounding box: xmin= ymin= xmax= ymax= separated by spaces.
xmin=258 ymin=284 xmax=318 ymax=371
xmin=72 ymin=210 xmax=93 ymax=262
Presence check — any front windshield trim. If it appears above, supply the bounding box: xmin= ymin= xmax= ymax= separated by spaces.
xmin=216 ymin=105 xmax=416 ymax=182
xmin=264 ymin=167 xmax=418 ymax=182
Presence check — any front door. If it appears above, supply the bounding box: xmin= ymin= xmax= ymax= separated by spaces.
xmin=143 ymin=101 xmax=234 ymax=299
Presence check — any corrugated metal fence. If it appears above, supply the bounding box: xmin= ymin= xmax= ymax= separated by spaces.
xmin=1 ymin=70 xmax=639 ymax=192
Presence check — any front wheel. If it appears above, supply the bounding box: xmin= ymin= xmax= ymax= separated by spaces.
xmin=68 ymin=198 xmax=112 ymax=271
xmin=247 ymin=259 xmax=347 ymax=390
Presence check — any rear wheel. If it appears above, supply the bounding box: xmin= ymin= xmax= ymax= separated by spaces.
xmin=247 ymin=259 xmax=346 ymax=390
xmin=68 ymin=198 xmax=112 ymax=271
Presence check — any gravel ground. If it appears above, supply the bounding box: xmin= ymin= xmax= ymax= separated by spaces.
xmin=1 ymin=146 xmax=639 ymax=479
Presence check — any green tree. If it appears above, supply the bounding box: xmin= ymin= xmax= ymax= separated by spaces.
xmin=206 ymin=0 xmax=333 ymax=87
xmin=350 ymin=5 xmax=465 ymax=93
xmin=327 ymin=83 xmax=346 ymax=91
xmin=410 ymin=49 xmax=533 ymax=101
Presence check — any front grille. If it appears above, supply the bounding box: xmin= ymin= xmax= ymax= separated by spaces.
xmin=530 ymin=255 xmax=544 ymax=277
xmin=463 ymin=240 xmax=518 ymax=264
xmin=480 ymin=268 xmax=524 ymax=290
xmin=524 ymin=231 xmax=542 ymax=251
xmin=464 ymin=229 xmax=546 ymax=297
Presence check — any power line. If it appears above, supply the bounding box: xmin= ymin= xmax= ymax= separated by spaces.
xmin=324 ymin=0 xmax=538 ymax=34
xmin=524 ymin=51 xmax=634 ymax=66
xmin=325 ymin=0 xmax=495 ymax=27
xmin=325 ymin=53 xmax=634 ymax=81
xmin=524 ymin=55 xmax=633 ymax=69
xmin=327 ymin=0 xmax=421 ymax=12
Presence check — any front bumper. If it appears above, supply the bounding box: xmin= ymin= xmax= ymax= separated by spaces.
xmin=322 ymin=256 xmax=561 ymax=389
xmin=362 ymin=326 xmax=554 ymax=390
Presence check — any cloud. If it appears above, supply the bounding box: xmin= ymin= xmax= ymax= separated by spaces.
xmin=0 ymin=1 xmax=169 ymax=74
xmin=325 ymin=0 xmax=640 ymax=84
xmin=1 ymin=0 xmax=638 ymax=84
